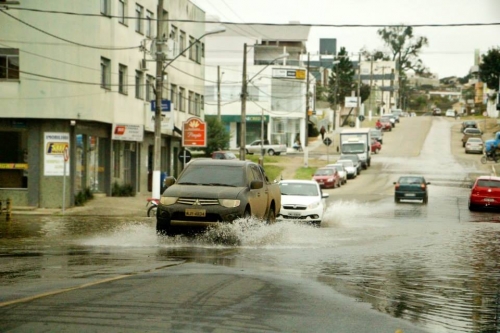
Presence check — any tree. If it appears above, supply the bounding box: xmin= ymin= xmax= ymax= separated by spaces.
xmin=359 ymin=84 xmax=371 ymax=103
xmin=327 ymin=47 xmax=355 ymax=107
xmin=375 ymin=26 xmax=429 ymax=108
xmin=479 ymin=47 xmax=500 ymax=90
xmin=204 ymin=116 xmax=230 ymax=156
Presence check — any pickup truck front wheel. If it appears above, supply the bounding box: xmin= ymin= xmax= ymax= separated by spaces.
xmin=266 ymin=206 xmax=276 ymax=224
xmin=267 ymin=149 xmax=275 ymax=156
xmin=156 ymin=217 xmax=176 ymax=236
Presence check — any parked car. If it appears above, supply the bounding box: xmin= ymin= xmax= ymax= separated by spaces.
xmin=325 ymin=163 xmax=347 ymax=185
xmin=211 ymin=151 xmax=237 ymax=160
xmin=461 ymin=120 xmax=478 ymax=132
xmin=277 ymin=179 xmax=329 ymax=226
xmin=468 ymin=176 xmax=500 ymax=211
xmin=245 ymin=139 xmax=287 ymax=156
xmin=445 ymin=109 xmax=455 ymax=117
xmin=394 ymin=176 xmax=430 ymax=204
xmin=381 ymin=115 xmax=396 ymax=127
xmin=432 ymin=108 xmax=442 ymax=116
xmin=462 ymin=128 xmax=483 ymax=147
xmin=376 ymin=118 xmax=392 ymax=132
xmin=371 ymin=139 xmax=382 ymax=154
xmin=390 ymin=109 xmax=403 ymax=121
xmin=339 ymin=154 xmax=362 ymax=175
xmin=387 ymin=112 xmax=400 ymax=123
xmin=370 ymin=128 xmax=383 ymax=144
xmin=465 ymin=137 xmax=484 ymax=154
xmin=336 ymin=159 xmax=357 ymax=179
xmin=312 ymin=167 xmax=341 ymax=189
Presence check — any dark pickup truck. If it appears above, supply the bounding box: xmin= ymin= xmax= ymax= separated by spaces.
xmin=156 ymin=159 xmax=281 ymax=235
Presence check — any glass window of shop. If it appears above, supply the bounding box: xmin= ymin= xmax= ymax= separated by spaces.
xmin=0 ymin=131 xmax=28 ymax=188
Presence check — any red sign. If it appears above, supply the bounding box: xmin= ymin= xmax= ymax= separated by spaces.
xmin=182 ymin=117 xmax=207 ymax=147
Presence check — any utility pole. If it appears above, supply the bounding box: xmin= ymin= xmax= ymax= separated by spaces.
xmin=357 ymin=53 xmax=361 ymax=117
xmin=240 ymin=43 xmax=247 ymax=161
xmin=369 ymin=55 xmax=373 ymax=116
xmin=333 ymin=61 xmax=339 ymax=130
xmin=217 ymin=65 xmax=221 ymax=121
xmin=305 ymin=52 xmax=310 ymax=147
xmin=152 ymin=0 xmax=164 ymax=199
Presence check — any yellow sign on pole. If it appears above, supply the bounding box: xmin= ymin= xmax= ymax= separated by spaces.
xmin=296 ymin=69 xmax=306 ymax=79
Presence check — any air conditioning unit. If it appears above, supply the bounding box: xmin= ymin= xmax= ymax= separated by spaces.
xmin=166 ymin=39 xmax=179 ymax=60
xmin=139 ymin=59 xmax=148 ymax=71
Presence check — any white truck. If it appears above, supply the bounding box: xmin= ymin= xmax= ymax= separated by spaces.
xmin=245 ymin=139 xmax=287 ymax=156
xmin=339 ymin=128 xmax=372 ymax=169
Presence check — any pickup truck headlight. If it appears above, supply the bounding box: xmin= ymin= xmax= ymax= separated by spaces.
xmin=219 ymin=199 xmax=241 ymax=208
xmin=307 ymin=201 xmax=320 ymax=209
xmin=160 ymin=197 xmax=178 ymax=205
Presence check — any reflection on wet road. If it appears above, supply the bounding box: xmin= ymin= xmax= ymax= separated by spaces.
xmin=1 ymin=118 xmax=500 ymax=332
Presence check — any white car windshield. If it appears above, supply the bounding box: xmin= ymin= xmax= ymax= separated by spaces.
xmin=279 ymin=182 xmax=319 ymax=196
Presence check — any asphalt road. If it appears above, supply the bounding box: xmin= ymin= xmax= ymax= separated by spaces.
xmin=1 ymin=116 xmax=499 ymax=332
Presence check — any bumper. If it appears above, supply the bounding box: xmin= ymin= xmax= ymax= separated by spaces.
xmin=395 ymin=191 xmax=427 ymax=200
xmin=277 ymin=206 xmax=324 ymax=223
xmin=157 ymin=204 xmax=245 ymax=227
xmin=469 ymin=195 xmax=500 ymax=209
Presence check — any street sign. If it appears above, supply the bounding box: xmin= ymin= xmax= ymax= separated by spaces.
xmin=182 ymin=117 xmax=207 ymax=147
xmin=150 ymin=99 xmax=171 ymax=112
xmin=323 ymin=137 xmax=333 ymax=146
xmin=358 ymin=115 xmax=365 ymax=122
xmin=178 ymin=149 xmax=192 ymax=163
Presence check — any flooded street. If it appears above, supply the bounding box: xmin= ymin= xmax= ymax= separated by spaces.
xmin=1 ymin=117 xmax=500 ymax=332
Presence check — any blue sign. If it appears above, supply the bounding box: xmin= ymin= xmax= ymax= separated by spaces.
xmin=151 ymin=100 xmax=171 ymax=112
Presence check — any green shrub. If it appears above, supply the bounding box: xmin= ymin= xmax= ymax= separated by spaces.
xmin=74 ymin=187 xmax=94 ymax=206
xmin=111 ymin=182 xmax=135 ymax=197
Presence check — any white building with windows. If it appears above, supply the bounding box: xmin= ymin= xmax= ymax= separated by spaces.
xmin=203 ymin=21 xmax=315 ymax=150
xmin=0 ymin=0 xmax=206 ymax=208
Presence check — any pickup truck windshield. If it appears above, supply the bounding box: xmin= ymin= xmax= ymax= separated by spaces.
xmin=342 ymin=143 xmax=365 ymax=154
xmin=179 ymin=165 xmax=246 ymax=187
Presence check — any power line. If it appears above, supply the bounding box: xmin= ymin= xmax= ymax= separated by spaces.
xmin=5 ymin=7 xmax=500 ymax=28
xmin=0 ymin=9 xmax=140 ymax=50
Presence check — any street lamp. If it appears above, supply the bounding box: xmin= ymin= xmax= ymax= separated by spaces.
xmin=152 ymin=9 xmax=225 ymax=199
xmin=239 ymin=46 xmax=289 ymax=161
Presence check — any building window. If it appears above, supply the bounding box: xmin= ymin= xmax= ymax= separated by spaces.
xmin=179 ymin=31 xmax=186 ymax=56
xmin=146 ymin=75 xmax=154 ymax=101
xmin=162 ymin=10 xmax=169 ymax=39
xmin=118 ymin=0 xmax=127 ymax=25
xmin=201 ymin=43 xmax=205 ymax=58
xmin=135 ymin=70 xmax=143 ymax=99
xmin=170 ymin=84 xmax=177 ymax=109
xmin=0 ymin=48 xmax=19 ymax=80
xmin=200 ymin=95 xmax=204 ymax=111
xmin=101 ymin=57 xmax=111 ymax=89
xmin=101 ymin=0 xmax=110 ymax=15
xmin=170 ymin=25 xmax=178 ymax=40
xmin=146 ymin=10 xmax=154 ymax=38
xmin=188 ymin=91 xmax=194 ymax=114
xmin=194 ymin=93 xmax=200 ymax=116
xmin=178 ymin=87 xmax=185 ymax=112
xmin=118 ymin=64 xmax=127 ymax=95
xmin=135 ymin=4 xmax=143 ymax=34
xmin=189 ymin=36 xmax=195 ymax=61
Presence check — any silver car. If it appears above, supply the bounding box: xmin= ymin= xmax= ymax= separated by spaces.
xmin=336 ymin=159 xmax=357 ymax=179
xmin=326 ymin=163 xmax=347 ymax=185
xmin=465 ymin=137 xmax=484 ymax=154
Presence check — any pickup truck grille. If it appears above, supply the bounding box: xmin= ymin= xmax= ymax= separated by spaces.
xmin=177 ymin=198 xmax=219 ymax=206
xmin=283 ymin=205 xmax=306 ymax=210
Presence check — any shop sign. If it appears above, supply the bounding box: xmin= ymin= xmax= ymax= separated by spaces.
xmin=112 ymin=124 xmax=144 ymax=141
xmin=182 ymin=117 xmax=206 ymax=147
xmin=44 ymin=132 xmax=70 ymax=176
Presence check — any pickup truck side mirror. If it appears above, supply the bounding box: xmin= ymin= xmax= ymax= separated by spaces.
xmin=250 ymin=180 xmax=264 ymax=190
xmin=162 ymin=176 xmax=176 ymax=192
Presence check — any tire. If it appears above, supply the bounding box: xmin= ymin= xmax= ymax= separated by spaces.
xmin=389 ymin=128 xmax=392 ymax=132
xmin=156 ymin=217 xmax=175 ymax=236
xmin=266 ymin=206 xmax=276 ymax=224
xmin=423 ymin=196 xmax=428 ymax=204
xmin=480 ymin=155 xmax=487 ymax=164
xmin=394 ymin=196 xmax=400 ymax=203
xmin=268 ymin=149 xmax=275 ymax=156
xmin=243 ymin=207 xmax=251 ymax=219
xmin=462 ymin=142 xmax=465 ymax=148
xmin=468 ymin=202 xmax=477 ymax=211
xmin=245 ymin=149 xmax=250 ymax=155
xmin=147 ymin=205 xmax=157 ymax=217
xmin=275 ymin=152 xmax=281 ymax=156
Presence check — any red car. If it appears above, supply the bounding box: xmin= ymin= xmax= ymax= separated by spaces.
xmin=469 ymin=176 xmax=500 ymax=211
xmin=371 ymin=140 xmax=382 ymax=154
xmin=312 ymin=167 xmax=341 ymax=189
xmin=376 ymin=118 xmax=392 ymax=132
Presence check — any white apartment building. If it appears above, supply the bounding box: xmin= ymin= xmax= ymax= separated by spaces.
xmin=203 ymin=22 xmax=315 ymax=149
xmin=0 ymin=0 xmax=205 ymax=208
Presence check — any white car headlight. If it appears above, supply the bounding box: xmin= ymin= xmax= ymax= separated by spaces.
xmin=160 ymin=196 xmax=178 ymax=205
xmin=327 ymin=177 xmax=334 ymax=182
xmin=219 ymin=199 xmax=241 ymax=208
xmin=307 ymin=201 xmax=320 ymax=209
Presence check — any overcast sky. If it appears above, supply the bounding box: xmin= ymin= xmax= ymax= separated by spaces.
xmin=191 ymin=0 xmax=500 ymax=79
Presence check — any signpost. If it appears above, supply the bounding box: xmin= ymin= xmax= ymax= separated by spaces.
xmin=323 ymin=137 xmax=333 ymax=164
xmin=178 ymin=149 xmax=192 ymax=165
xmin=62 ymin=145 xmax=69 ymax=214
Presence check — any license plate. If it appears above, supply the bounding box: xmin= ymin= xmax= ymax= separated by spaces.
xmin=484 ymin=198 xmax=495 ymax=202
xmin=185 ymin=209 xmax=206 ymax=217
xmin=405 ymin=193 xmax=416 ymax=197
xmin=318 ymin=182 xmax=324 ymax=185
xmin=289 ymin=212 xmax=301 ymax=216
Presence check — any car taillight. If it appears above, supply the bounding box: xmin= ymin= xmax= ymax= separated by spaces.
xmin=421 ymin=184 xmax=426 ymax=189
xmin=395 ymin=184 xmax=400 ymax=189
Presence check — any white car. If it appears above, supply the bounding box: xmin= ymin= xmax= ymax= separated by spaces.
xmin=326 ymin=163 xmax=347 ymax=185
xmin=277 ymin=180 xmax=329 ymax=226
xmin=336 ymin=159 xmax=357 ymax=179
xmin=445 ymin=109 xmax=455 ymax=117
